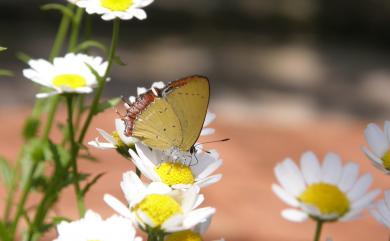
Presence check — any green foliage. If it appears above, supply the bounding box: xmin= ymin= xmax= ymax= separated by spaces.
xmin=76 ymin=40 xmax=107 ymax=53
xmin=0 ymin=47 xmax=7 ymax=52
xmin=16 ymin=52 xmax=32 ymax=64
xmin=22 ymin=117 xmax=40 ymax=140
xmin=113 ymin=55 xmax=126 ymax=66
xmin=82 ymin=172 xmax=105 ymax=195
xmin=0 ymin=156 xmax=16 ymax=190
xmin=0 ymin=69 xmax=14 ymax=77
xmin=41 ymin=3 xmax=74 ymax=18
xmin=95 ymin=97 xmax=121 ymax=115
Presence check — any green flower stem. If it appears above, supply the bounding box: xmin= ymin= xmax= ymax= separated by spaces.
xmin=313 ymin=220 xmax=324 ymax=241
xmin=78 ymin=18 xmax=121 ymax=144
xmin=68 ymin=7 xmax=84 ymax=52
xmin=49 ymin=3 xmax=74 ymax=60
xmin=66 ymin=95 xmax=86 ymax=216
xmin=42 ymin=96 xmax=60 ymax=140
xmin=9 ymin=163 xmax=38 ymax=240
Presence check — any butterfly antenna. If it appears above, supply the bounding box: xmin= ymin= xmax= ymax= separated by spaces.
xmin=194 ymin=138 xmax=230 ymax=148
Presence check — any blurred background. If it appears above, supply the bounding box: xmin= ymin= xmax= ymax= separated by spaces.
xmin=2 ymin=0 xmax=390 ymax=240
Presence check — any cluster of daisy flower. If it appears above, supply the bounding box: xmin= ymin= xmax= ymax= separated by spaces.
xmin=272 ymin=121 xmax=390 ymax=240
xmin=19 ymin=0 xmax=224 ymax=240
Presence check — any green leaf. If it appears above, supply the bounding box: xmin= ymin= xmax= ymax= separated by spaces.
xmin=95 ymin=97 xmax=121 ymax=115
xmin=0 ymin=47 xmax=7 ymax=52
xmin=22 ymin=117 xmax=40 ymax=140
xmin=0 ymin=69 xmax=13 ymax=77
xmin=16 ymin=52 xmax=32 ymax=64
xmin=82 ymin=172 xmax=105 ymax=195
xmin=76 ymin=40 xmax=107 ymax=53
xmin=113 ymin=55 xmax=126 ymax=66
xmin=0 ymin=221 xmax=11 ymax=241
xmin=41 ymin=3 xmax=74 ymax=18
xmin=0 ymin=156 xmax=15 ymax=190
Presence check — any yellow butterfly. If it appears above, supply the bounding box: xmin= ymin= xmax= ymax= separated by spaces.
xmin=122 ymin=75 xmax=210 ymax=152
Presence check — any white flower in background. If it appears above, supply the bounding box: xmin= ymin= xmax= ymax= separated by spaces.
xmin=201 ymin=112 xmax=216 ymax=136
xmin=370 ymin=189 xmax=390 ymax=229
xmin=67 ymin=0 xmax=80 ymax=4
xmin=129 ymin=142 xmax=222 ymax=189
xmin=104 ymin=171 xmax=216 ymax=232
xmin=76 ymin=0 xmax=153 ymax=21
xmin=53 ymin=210 xmax=141 ymax=241
xmin=23 ymin=53 xmax=108 ymax=98
xmin=362 ymin=122 xmax=390 ymax=174
xmin=89 ymin=119 xmax=137 ymax=150
xmin=272 ymin=151 xmax=380 ymax=222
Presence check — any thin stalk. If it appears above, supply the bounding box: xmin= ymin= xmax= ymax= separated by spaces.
xmin=49 ymin=4 xmax=74 ymax=60
xmin=66 ymin=95 xmax=86 ymax=216
xmin=68 ymin=7 xmax=84 ymax=52
xmin=313 ymin=220 xmax=324 ymax=241
xmin=78 ymin=19 xmax=120 ymax=143
xmin=42 ymin=96 xmax=60 ymax=140
xmin=10 ymin=164 xmax=38 ymax=240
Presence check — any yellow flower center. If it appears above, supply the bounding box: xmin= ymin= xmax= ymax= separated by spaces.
xmin=112 ymin=131 xmax=126 ymax=147
xmin=100 ymin=0 xmax=133 ymax=11
xmin=298 ymin=183 xmax=350 ymax=217
xmin=382 ymin=150 xmax=390 ymax=170
xmin=135 ymin=194 xmax=182 ymax=226
xmin=52 ymin=74 xmax=87 ymax=89
xmin=165 ymin=231 xmax=202 ymax=241
xmin=155 ymin=163 xmax=195 ymax=186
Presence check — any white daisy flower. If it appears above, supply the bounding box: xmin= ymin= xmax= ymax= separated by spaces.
xmin=23 ymin=53 xmax=108 ymax=98
xmin=53 ymin=209 xmax=141 ymax=241
xmin=129 ymin=142 xmax=222 ymax=189
xmin=272 ymin=151 xmax=380 ymax=222
xmin=88 ymin=119 xmax=137 ymax=150
xmin=370 ymin=189 xmax=390 ymax=229
xmin=76 ymin=0 xmax=153 ymax=21
xmin=362 ymin=122 xmax=390 ymax=174
xmin=67 ymin=0 xmax=80 ymax=4
xmin=104 ymin=171 xmax=216 ymax=233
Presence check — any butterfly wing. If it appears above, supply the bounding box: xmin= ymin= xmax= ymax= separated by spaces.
xmin=132 ymin=98 xmax=183 ymax=150
xmin=163 ymin=76 xmax=210 ymax=151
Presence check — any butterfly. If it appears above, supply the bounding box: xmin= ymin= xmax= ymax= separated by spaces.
xmin=121 ymin=75 xmax=210 ymax=153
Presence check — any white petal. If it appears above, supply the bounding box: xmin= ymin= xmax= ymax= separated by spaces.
xmin=271 ymin=184 xmax=300 ymax=207
xmin=351 ymin=189 xmax=381 ymax=210
xmin=281 ymin=209 xmax=308 ymax=222
xmin=384 ymin=190 xmax=390 ymax=207
xmin=132 ymin=8 xmax=147 ymax=20
xmin=347 ymin=173 xmax=373 ymax=202
xmin=103 ymin=194 xmax=132 ymax=218
xmin=129 ymin=148 xmax=160 ymax=181
xmin=36 ymin=91 xmax=59 ymax=98
xmin=321 ymin=152 xmax=342 ymax=184
xmin=200 ymin=128 xmax=215 ymax=136
xmin=88 ymin=138 xmax=116 ymax=150
xmin=371 ymin=208 xmax=390 ymax=229
xmin=97 ymin=128 xmax=116 ymax=145
xmin=365 ymin=123 xmax=389 ymax=157
xmin=196 ymin=155 xmax=222 ymax=179
xmin=196 ymin=174 xmax=222 ymax=188
xmin=204 ymin=112 xmax=216 ymax=127
xmin=275 ymin=159 xmax=306 ymax=196
xmin=300 ymin=151 xmax=321 ymax=184
xmin=183 ymin=207 xmax=216 ymax=229
xmin=338 ymin=162 xmax=359 ymax=192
